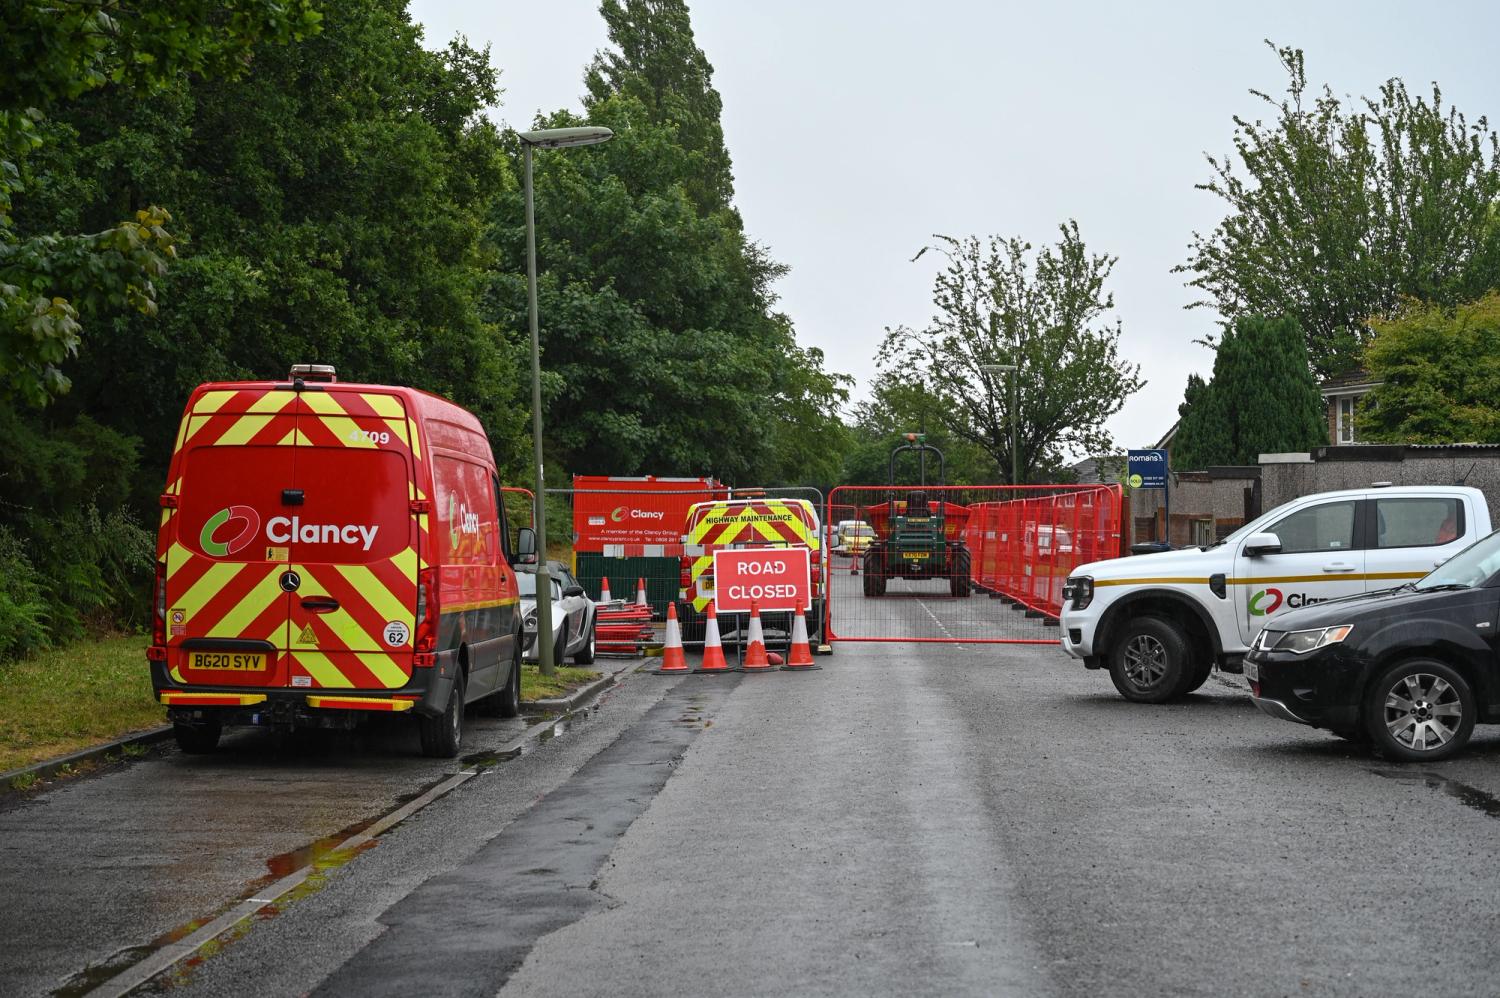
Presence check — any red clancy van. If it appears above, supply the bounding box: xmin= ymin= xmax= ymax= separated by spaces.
xmin=149 ymin=365 xmax=535 ymax=758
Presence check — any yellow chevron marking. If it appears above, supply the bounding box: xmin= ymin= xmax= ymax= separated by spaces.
xmin=176 ymin=561 xmax=250 ymax=616
xmin=202 ymin=568 xmax=284 ymax=638
xmin=165 ymin=541 xmax=198 ymax=581
xmin=334 ymin=563 xmax=412 ymax=626
xmin=213 ymin=414 xmax=278 ymax=447
xmin=388 ymin=546 xmax=418 ymax=580
xmin=190 ymin=390 xmax=238 ymax=417
xmin=170 ymin=413 xmax=191 ymax=459
xmin=247 ymin=390 xmax=297 ymax=414
xmin=360 ymin=393 xmax=406 ymax=419
xmin=276 ymin=428 xmax=313 ymax=447
xmin=292 ymin=651 xmax=354 ymax=688
xmin=356 ymin=652 xmax=409 ymax=689
xmin=183 ymin=413 xmax=217 ymax=444
xmin=160 ymin=509 xmax=171 ymax=529
xmin=295 ymin=566 xmax=384 ymax=651
xmin=317 ymin=414 xmax=376 ymax=448
xmin=299 ymin=391 xmax=349 ymax=416
xmin=169 ymin=665 xmax=185 ymax=683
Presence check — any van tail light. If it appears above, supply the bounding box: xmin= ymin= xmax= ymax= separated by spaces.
xmin=152 ymin=559 xmax=168 ymax=646
xmin=415 ymin=568 xmax=438 ymax=655
xmin=679 ymin=557 xmax=692 ymax=590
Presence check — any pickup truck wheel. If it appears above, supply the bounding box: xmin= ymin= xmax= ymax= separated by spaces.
xmin=173 ymin=720 xmax=221 ymax=754
xmin=1108 ymin=617 xmax=1189 ymax=703
xmin=1363 ymin=659 xmax=1474 ymax=762
xmin=1179 ymin=658 xmax=1214 ymax=695
xmin=419 ymin=671 xmax=465 ymax=758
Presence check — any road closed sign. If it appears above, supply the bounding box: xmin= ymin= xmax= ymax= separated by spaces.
xmin=713 ymin=547 xmax=811 ymax=614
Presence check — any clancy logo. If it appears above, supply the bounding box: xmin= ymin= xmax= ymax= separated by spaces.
xmin=200 ymin=506 xmax=262 ymax=557
xmin=610 ymin=506 xmax=665 ymax=522
xmin=1248 ymin=588 xmax=1284 ymax=616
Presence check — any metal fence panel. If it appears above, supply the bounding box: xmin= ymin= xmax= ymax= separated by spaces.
xmin=826 ymin=484 xmax=1124 ymax=645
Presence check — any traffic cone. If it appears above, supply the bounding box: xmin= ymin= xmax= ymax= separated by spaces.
xmin=653 ymin=602 xmax=690 ymax=674
xmin=740 ymin=600 xmax=774 ymax=673
xmin=781 ymin=600 xmax=820 ymax=671
xmin=636 ymin=576 xmax=648 ymax=606
xmin=694 ymin=601 xmax=731 ymax=673
xmin=600 ymin=576 xmax=613 ymax=603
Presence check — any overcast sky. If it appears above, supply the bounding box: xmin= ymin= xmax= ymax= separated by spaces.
xmin=409 ymin=0 xmax=1500 ymax=457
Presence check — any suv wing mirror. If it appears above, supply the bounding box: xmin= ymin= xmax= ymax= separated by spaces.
xmin=562 ymin=585 xmax=586 ymax=598
xmin=514 ymin=526 xmax=538 ymax=565
xmin=1243 ymin=532 xmax=1282 ymax=557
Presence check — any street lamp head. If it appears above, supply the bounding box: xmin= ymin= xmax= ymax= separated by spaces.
xmin=981 ymin=364 xmax=1018 ymax=374
xmin=519 ymin=126 xmax=615 ymax=149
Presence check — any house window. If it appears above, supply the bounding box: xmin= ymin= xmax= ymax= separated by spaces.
xmin=1337 ymin=395 xmax=1356 ymax=443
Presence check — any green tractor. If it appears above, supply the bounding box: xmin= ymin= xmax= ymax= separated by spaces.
xmin=861 ymin=436 xmax=972 ymax=597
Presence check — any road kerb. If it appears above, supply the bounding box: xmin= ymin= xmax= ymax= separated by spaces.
xmin=0 ymin=725 xmax=174 ymax=795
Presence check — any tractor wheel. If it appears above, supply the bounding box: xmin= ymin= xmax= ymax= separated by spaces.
xmin=862 ymin=551 xmax=886 ymax=597
xmin=950 ymin=548 xmax=972 ymax=598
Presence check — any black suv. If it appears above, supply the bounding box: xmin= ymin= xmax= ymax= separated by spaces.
xmin=1246 ymin=528 xmax=1500 ymax=761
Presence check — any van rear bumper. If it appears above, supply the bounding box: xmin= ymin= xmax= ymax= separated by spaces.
xmin=151 ymin=650 xmax=457 ymax=726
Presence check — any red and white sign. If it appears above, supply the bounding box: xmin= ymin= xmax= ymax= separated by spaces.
xmin=712 ymin=548 xmax=811 ymax=614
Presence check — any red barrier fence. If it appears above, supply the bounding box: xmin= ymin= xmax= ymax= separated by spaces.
xmin=963 ymin=487 xmax=1124 ymax=618
xmin=826 ymin=484 xmax=1124 ymax=644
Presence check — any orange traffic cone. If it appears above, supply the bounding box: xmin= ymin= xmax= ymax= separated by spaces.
xmin=740 ymin=600 xmax=774 ymax=673
xmin=636 ymin=576 xmax=648 ymax=606
xmin=653 ymin=602 xmax=690 ymax=674
xmin=600 ymin=576 xmax=613 ymax=603
xmin=781 ymin=600 xmax=820 ymax=671
xmin=694 ymin=601 xmax=731 ymax=673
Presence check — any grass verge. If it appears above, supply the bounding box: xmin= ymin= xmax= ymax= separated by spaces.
xmin=520 ymin=664 xmax=601 ymax=702
xmin=0 ymin=635 xmax=161 ymax=773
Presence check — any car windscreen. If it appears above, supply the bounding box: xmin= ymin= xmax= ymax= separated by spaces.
xmin=1416 ymin=529 xmax=1500 ymax=590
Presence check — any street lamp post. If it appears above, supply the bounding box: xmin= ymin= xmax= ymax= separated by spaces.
xmin=520 ymin=126 xmax=613 ymax=676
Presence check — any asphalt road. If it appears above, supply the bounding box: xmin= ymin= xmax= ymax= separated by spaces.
xmin=7 ymin=586 xmax=1500 ymax=995
xmin=826 ymin=554 xmax=1060 ymax=641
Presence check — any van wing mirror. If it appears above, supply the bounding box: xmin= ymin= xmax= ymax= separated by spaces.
xmin=1243 ymin=532 xmax=1282 ymax=557
xmin=562 ymin=585 xmax=586 ymax=598
xmin=514 ymin=526 xmax=538 ymax=565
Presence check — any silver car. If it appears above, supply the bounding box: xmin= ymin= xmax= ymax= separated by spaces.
xmin=518 ymin=563 xmax=597 ymax=664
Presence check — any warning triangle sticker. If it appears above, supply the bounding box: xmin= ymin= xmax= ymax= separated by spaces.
xmin=298 ymin=624 xmax=317 ymax=645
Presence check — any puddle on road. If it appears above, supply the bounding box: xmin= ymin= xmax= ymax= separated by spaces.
xmin=1372 ymin=769 xmax=1500 ymax=819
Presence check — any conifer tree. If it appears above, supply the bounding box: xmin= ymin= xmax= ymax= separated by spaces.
xmin=1173 ymin=316 xmax=1325 ymax=468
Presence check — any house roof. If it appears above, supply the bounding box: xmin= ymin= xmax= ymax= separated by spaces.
xmin=1319 ymin=369 xmax=1381 ymax=394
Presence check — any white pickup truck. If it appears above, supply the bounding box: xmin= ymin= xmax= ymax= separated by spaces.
xmin=1059 ymin=485 xmax=1492 ymax=702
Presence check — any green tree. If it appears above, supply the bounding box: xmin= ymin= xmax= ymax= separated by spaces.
xmin=0 ymin=0 xmax=321 ymax=404
xmin=585 ymin=0 xmax=733 ymax=214
xmin=1172 ymin=315 xmax=1326 ymax=469
xmin=876 ymin=224 xmax=1144 ymax=484
xmin=1358 ymin=293 xmax=1500 ymax=443
xmin=1179 ymin=43 xmax=1500 ymax=379
xmin=1 ymin=0 xmax=513 ymax=650
xmin=489 ymin=2 xmax=850 ymax=484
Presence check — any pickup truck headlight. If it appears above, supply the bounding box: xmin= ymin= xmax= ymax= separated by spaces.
xmin=1062 ymin=575 xmax=1094 ymax=610
xmin=523 ymin=610 xmax=537 ymax=633
xmin=1267 ymin=625 xmax=1353 ymax=655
